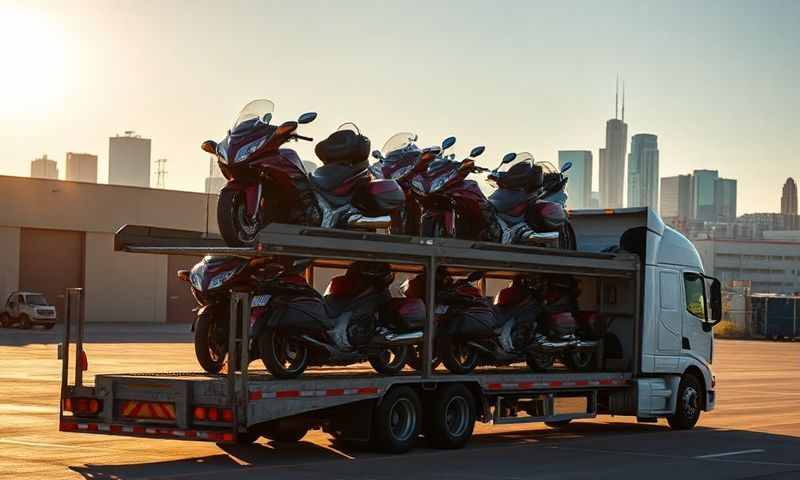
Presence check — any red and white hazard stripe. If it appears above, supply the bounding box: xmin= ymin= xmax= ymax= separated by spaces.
xmin=484 ymin=378 xmax=626 ymax=391
xmin=60 ymin=419 xmax=234 ymax=442
xmin=249 ymin=386 xmax=380 ymax=401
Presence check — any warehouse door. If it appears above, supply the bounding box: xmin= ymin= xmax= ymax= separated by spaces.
xmin=19 ymin=228 xmax=84 ymax=322
xmin=167 ymin=255 xmax=203 ymax=323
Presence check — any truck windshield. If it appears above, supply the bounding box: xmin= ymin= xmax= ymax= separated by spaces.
xmin=25 ymin=294 xmax=48 ymax=306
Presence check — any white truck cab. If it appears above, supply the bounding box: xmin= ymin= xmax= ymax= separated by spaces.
xmin=0 ymin=291 xmax=57 ymax=329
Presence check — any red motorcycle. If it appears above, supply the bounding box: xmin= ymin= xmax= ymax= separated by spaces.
xmin=203 ymin=100 xmax=404 ymax=245
xmin=369 ymin=133 xmax=456 ymax=234
xmin=409 ymin=143 xmax=489 ymax=239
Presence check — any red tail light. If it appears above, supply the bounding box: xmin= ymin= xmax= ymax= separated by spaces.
xmin=207 ymin=407 xmax=219 ymax=422
xmin=63 ymin=397 xmax=102 ymax=416
xmin=193 ymin=406 xmax=207 ymax=421
xmin=223 ymin=408 xmax=234 ymax=422
xmin=193 ymin=406 xmax=234 ymax=423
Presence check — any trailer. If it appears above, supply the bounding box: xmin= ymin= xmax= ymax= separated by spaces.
xmin=59 ymin=208 xmax=721 ymax=452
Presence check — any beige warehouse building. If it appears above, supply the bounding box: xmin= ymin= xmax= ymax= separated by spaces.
xmin=0 ymin=175 xmax=219 ymax=323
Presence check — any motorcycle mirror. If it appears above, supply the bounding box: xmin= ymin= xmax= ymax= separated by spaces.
xmin=371 ymin=150 xmax=384 ymax=160
xmin=469 ymin=145 xmax=486 ymax=158
xmin=201 ymin=140 xmax=217 ymax=155
xmin=297 ymin=112 xmax=317 ymax=124
xmin=466 ymin=271 xmax=485 ymax=282
xmin=502 ymin=152 xmax=517 ymax=164
xmin=441 ymin=136 xmax=456 ymax=150
xmin=561 ymin=161 xmax=572 ymax=173
xmin=260 ymin=112 xmax=273 ymax=124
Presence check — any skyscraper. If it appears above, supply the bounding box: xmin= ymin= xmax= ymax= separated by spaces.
xmin=692 ymin=169 xmax=719 ymax=222
xmin=65 ymin=152 xmax=98 ymax=183
xmin=781 ymin=178 xmax=798 ymax=215
xmin=558 ymin=150 xmax=592 ymax=209
xmin=30 ymin=154 xmax=58 ymax=179
xmin=109 ymin=131 xmax=152 ymax=188
xmin=714 ymin=177 xmax=737 ymax=222
xmin=627 ymin=134 xmax=659 ymax=210
xmin=660 ymin=174 xmax=693 ymax=221
xmin=599 ymin=78 xmax=628 ymax=208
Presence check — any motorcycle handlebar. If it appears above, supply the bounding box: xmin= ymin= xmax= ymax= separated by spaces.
xmin=294 ymin=134 xmax=314 ymax=142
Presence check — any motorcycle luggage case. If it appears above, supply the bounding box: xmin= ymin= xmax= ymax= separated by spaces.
xmin=382 ymin=297 xmax=425 ymax=331
xmin=268 ymin=296 xmax=332 ymax=332
xmin=444 ymin=305 xmax=496 ymax=338
xmin=315 ymin=129 xmax=371 ymax=166
xmin=352 ymin=179 xmax=405 ymax=216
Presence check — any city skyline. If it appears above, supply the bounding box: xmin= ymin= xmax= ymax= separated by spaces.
xmin=1 ymin=1 xmax=798 ymax=213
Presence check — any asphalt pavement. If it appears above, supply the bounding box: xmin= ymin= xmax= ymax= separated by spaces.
xmin=1 ymin=325 xmax=798 ymax=479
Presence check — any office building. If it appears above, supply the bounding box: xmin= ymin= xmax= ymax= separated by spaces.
xmin=661 ymin=174 xmax=693 ymax=220
xmin=714 ymin=177 xmax=737 ymax=222
xmin=590 ymin=191 xmax=600 ymax=209
xmin=558 ymin=150 xmax=592 ymax=209
xmin=627 ymin=134 xmax=659 ymax=210
xmin=692 ymin=170 xmax=719 ymax=222
xmin=695 ymin=238 xmax=800 ymax=294
xmin=30 ymin=155 xmax=58 ymax=179
xmin=782 ymin=178 xmax=798 ymax=215
xmin=599 ymin=78 xmax=628 ymax=209
xmin=109 ymin=131 xmax=152 ymax=188
xmin=65 ymin=152 xmax=98 ymax=183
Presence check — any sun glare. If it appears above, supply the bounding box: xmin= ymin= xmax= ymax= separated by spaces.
xmin=0 ymin=6 xmax=70 ymax=115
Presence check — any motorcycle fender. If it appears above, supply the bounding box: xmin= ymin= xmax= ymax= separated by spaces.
xmin=192 ymin=305 xmax=213 ymax=332
xmin=220 ymin=181 xmax=260 ymax=216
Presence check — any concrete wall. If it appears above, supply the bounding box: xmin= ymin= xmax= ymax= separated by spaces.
xmin=84 ymin=232 xmax=167 ymax=323
xmin=0 ymin=226 xmax=20 ymax=304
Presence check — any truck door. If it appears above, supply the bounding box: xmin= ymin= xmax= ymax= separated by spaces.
xmin=657 ymin=270 xmax=682 ymax=355
xmin=681 ymin=272 xmax=712 ymax=363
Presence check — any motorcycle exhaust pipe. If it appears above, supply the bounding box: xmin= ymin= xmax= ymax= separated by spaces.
xmin=522 ymin=230 xmax=560 ymax=244
xmin=573 ymin=339 xmax=600 ymax=351
xmin=374 ymin=330 xmax=424 ymax=345
xmin=299 ymin=334 xmax=337 ymax=354
xmin=347 ymin=214 xmax=392 ymax=229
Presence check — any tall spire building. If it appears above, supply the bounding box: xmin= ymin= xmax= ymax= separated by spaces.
xmin=599 ymin=77 xmax=628 ymax=208
xmin=781 ymin=178 xmax=798 ymax=215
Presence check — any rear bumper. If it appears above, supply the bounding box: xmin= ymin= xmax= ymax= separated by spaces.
xmin=59 ymin=418 xmax=235 ymax=443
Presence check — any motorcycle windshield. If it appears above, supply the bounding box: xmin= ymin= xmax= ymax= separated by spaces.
xmin=232 ymin=99 xmax=275 ymax=133
xmin=382 ymin=132 xmax=419 ymax=157
xmin=496 ymin=152 xmax=534 ymax=174
xmin=489 ymin=152 xmax=535 ymax=190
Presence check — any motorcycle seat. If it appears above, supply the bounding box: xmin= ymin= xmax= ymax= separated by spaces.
xmin=310 ymin=163 xmax=369 ymax=194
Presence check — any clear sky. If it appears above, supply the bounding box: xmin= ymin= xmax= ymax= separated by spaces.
xmin=0 ymin=0 xmax=797 ymax=213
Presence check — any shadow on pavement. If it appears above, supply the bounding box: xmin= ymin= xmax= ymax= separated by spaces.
xmin=0 ymin=323 xmax=192 ymax=346
xmin=67 ymin=423 xmax=800 ymax=480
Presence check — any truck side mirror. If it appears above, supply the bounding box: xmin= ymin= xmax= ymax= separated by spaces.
xmin=708 ymin=278 xmax=722 ymax=325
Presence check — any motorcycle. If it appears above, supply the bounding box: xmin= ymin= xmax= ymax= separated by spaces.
xmin=202 ymin=99 xmax=404 ymax=245
xmin=410 ymin=143 xmax=490 ymax=239
xmin=178 ymin=255 xmax=278 ymax=373
xmin=253 ymin=261 xmax=427 ymax=379
xmin=369 ymin=133 xmax=456 ymax=235
xmin=486 ymin=152 xmax=576 ymax=249
xmin=436 ymin=272 xmax=603 ymax=374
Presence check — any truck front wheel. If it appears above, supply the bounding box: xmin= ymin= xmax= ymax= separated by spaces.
xmin=667 ymin=374 xmax=703 ymax=430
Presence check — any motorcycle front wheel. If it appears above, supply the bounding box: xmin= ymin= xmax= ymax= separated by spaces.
xmin=259 ymin=329 xmax=309 ymax=379
xmin=405 ymin=344 xmax=441 ymax=372
xmin=194 ymin=313 xmax=227 ymax=374
xmin=440 ymin=339 xmax=480 ymax=374
xmin=369 ymin=346 xmax=409 ymax=375
xmin=218 ymin=189 xmax=261 ymax=247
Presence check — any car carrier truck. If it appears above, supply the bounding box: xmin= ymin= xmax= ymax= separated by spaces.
xmin=58 ymin=207 xmax=721 ymax=453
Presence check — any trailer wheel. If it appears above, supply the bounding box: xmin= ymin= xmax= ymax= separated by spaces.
xmin=260 ymin=421 xmax=308 ymax=443
xmin=667 ymin=373 xmax=703 ymax=430
xmin=371 ymin=386 xmax=421 ymax=453
xmin=194 ymin=313 xmax=225 ymax=374
xmin=426 ymin=384 xmax=475 ymax=449
xmin=369 ymin=346 xmax=408 ymax=375
xmin=440 ymin=340 xmax=479 ymax=374
xmin=259 ymin=329 xmax=309 ymax=379
xmin=19 ymin=314 xmax=32 ymax=330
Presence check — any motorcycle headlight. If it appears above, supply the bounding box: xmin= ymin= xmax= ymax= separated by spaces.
xmin=209 ymin=269 xmax=237 ymax=290
xmin=234 ymin=138 xmax=265 ymax=163
xmin=430 ymin=171 xmax=456 ymax=193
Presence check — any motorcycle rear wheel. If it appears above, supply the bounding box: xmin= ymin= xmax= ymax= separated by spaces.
xmin=440 ymin=339 xmax=479 ymax=374
xmin=218 ymin=189 xmax=261 ymax=247
xmin=194 ymin=314 xmax=226 ymax=374
xmin=259 ymin=329 xmax=309 ymax=379
xmin=563 ymin=350 xmax=596 ymax=371
xmin=405 ymin=345 xmax=441 ymax=372
xmin=526 ymin=352 xmax=555 ymax=372
xmin=369 ymin=346 xmax=409 ymax=375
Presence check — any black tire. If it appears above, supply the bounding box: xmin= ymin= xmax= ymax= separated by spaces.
xmin=234 ymin=431 xmax=260 ymax=445
xmin=563 ymin=350 xmax=595 ymax=371
xmin=260 ymin=421 xmax=309 ymax=443
xmin=420 ymin=216 xmax=445 ymax=238
xmin=406 ymin=345 xmax=441 ymax=372
xmin=667 ymin=374 xmax=703 ymax=430
xmin=526 ymin=352 xmax=554 ymax=372
xmin=19 ymin=314 xmax=32 ymax=330
xmin=0 ymin=313 xmax=8 ymax=328
xmin=43 ymin=323 xmax=55 ymax=330
xmin=368 ymin=346 xmax=408 ymax=375
xmin=426 ymin=384 xmax=476 ymax=449
xmin=545 ymin=419 xmax=572 ymax=428
xmin=259 ymin=329 xmax=309 ymax=379
xmin=218 ymin=188 xmax=260 ymax=247
xmin=440 ymin=339 xmax=479 ymax=374
xmin=194 ymin=314 xmax=226 ymax=374
xmin=371 ymin=386 xmax=421 ymax=454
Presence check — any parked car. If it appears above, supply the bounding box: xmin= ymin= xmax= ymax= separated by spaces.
xmin=0 ymin=291 xmax=57 ymax=329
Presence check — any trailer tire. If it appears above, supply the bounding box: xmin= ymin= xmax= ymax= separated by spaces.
xmin=260 ymin=422 xmax=308 ymax=443
xmin=426 ymin=383 xmax=475 ymax=449
xmin=369 ymin=346 xmax=408 ymax=375
xmin=259 ymin=329 xmax=309 ymax=379
xmin=371 ymin=386 xmax=421 ymax=453
xmin=667 ymin=373 xmax=703 ymax=430
xmin=440 ymin=339 xmax=479 ymax=374
xmin=234 ymin=431 xmax=260 ymax=445
xmin=194 ymin=313 xmax=225 ymax=374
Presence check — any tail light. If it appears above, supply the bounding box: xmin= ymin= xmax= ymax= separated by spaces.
xmin=193 ymin=406 xmax=234 ymax=423
xmin=63 ymin=397 xmax=102 ymax=416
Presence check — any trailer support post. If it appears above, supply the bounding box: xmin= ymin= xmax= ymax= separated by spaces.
xmin=423 ymin=256 xmax=437 ymax=379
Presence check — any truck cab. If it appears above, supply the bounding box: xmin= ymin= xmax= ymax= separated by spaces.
xmin=1 ymin=291 xmax=57 ymax=329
